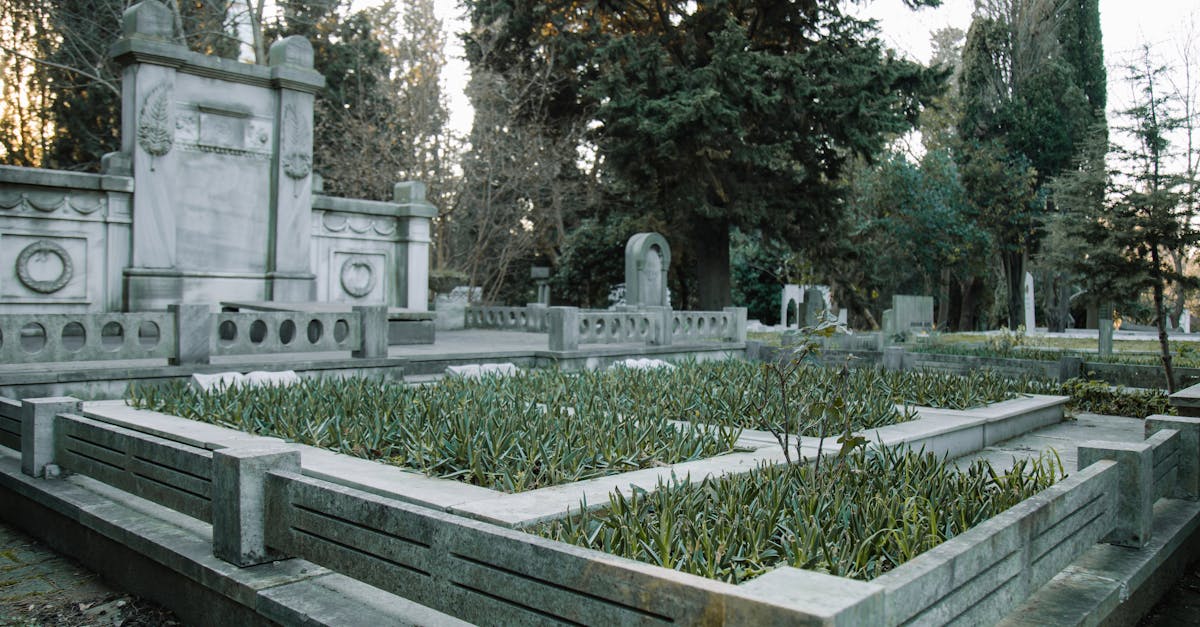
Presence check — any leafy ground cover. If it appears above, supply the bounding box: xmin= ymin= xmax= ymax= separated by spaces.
xmin=128 ymin=371 xmax=743 ymax=492
xmin=608 ymin=359 xmax=1052 ymax=435
xmin=538 ymin=446 xmax=1063 ymax=582
xmin=912 ymin=330 xmax=1200 ymax=368
xmin=126 ymin=360 xmax=1065 ymax=491
xmin=1060 ymin=379 xmax=1173 ymax=418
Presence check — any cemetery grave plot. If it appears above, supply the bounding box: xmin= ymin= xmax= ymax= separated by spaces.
xmin=127 ymin=369 xmax=746 ymax=492
xmin=618 ymin=360 xmax=1058 ymax=434
xmin=127 ymin=360 xmax=1061 ymax=495
xmin=537 ymin=445 xmax=1064 ymax=583
xmin=910 ymin=332 xmax=1200 ymax=365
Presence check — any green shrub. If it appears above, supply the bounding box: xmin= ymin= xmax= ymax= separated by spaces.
xmin=1060 ymin=378 xmax=1174 ymax=418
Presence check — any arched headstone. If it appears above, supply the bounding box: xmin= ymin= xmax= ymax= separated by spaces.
xmin=780 ymin=284 xmax=802 ymax=329
xmin=625 ymin=233 xmax=671 ymax=309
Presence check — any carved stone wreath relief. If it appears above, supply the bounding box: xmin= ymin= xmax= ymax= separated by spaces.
xmin=16 ymin=240 xmax=73 ymax=294
xmin=339 ymin=257 xmax=377 ymax=298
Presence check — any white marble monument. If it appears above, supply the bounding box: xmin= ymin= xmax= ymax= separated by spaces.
xmin=0 ymin=0 xmax=437 ymax=315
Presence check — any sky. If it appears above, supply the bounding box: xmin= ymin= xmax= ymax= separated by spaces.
xmin=855 ymin=0 xmax=1199 ymax=122
xmin=418 ymin=0 xmax=1198 ymax=138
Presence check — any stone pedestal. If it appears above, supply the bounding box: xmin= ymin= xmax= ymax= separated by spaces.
xmin=21 ymin=397 xmax=80 ymax=478
xmin=212 ymin=444 xmax=300 ymax=566
xmin=395 ymin=182 xmax=436 ymax=311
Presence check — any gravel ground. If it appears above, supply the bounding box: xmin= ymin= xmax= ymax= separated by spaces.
xmin=0 ymin=520 xmax=180 ymax=627
xmin=1139 ymin=557 xmax=1200 ymax=626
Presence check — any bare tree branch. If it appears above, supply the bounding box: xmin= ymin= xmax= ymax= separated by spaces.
xmin=0 ymin=45 xmax=119 ymax=96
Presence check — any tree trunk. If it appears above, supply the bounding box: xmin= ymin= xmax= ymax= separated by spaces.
xmin=958 ymin=277 xmax=978 ymax=332
xmin=1152 ymin=246 xmax=1177 ymax=393
xmin=1001 ymin=250 xmax=1023 ymax=329
xmin=1043 ymin=271 xmax=1070 ymax=332
xmin=937 ymin=268 xmax=951 ymax=330
xmin=694 ymin=217 xmax=731 ymax=310
xmin=1055 ymin=279 xmax=1072 ymax=331
xmin=1169 ymin=249 xmax=1187 ymax=329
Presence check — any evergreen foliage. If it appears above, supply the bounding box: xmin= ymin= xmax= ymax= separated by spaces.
xmin=1069 ymin=49 xmax=1200 ymax=392
xmin=957 ymin=0 xmax=1105 ymax=328
xmin=462 ymin=0 xmax=945 ymax=309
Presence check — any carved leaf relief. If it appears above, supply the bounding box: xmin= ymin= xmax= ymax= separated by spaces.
xmin=137 ymin=83 xmax=174 ymax=168
xmin=281 ymin=104 xmax=312 ymax=180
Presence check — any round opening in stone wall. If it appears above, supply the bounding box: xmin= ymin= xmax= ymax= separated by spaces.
xmin=333 ymin=319 xmax=349 ymax=344
xmin=101 ymin=322 xmax=124 ymax=351
xmin=218 ymin=320 xmax=238 ymax=347
xmin=138 ymin=321 xmax=160 ymax=348
xmin=249 ymin=320 xmax=268 ymax=345
xmin=61 ymin=322 xmax=86 ymax=352
xmin=279 ymin=319 xmax=297 ymax=345
xmin=20 ymin=323 xmax=46 ymax=354
xmin=307 ymin=319 xmax=323 ymax=344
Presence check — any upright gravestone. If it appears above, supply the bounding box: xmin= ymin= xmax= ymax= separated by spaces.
xmin=892 ymin=295 xmax=935 ymax=334
xmin=531 ymin=266 xmax=551 ymax=306
xmin=624 ymin=233 xmax=671 ymax=309
xmin=780 ymin=284 xmax=802 ymax=329
xmin=1099 ymin=303 xmax=1113 ymax=357
xmin=1024 ymin=272 xmax=1036 ymax=330
xmin=802 ymin=287 xmax=826 ymax=327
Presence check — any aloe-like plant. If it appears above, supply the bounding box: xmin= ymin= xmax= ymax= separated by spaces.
xmin=538 ymin=447 xmax=1065 ymax=583
xmin=128 ymin=372 xmax=742 ymax=492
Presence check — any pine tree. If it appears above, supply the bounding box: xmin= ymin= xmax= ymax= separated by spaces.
xmin=1074 ymin=47 xmax=1199 ymax=392
xmin=462 ymin=0 xmax=945 ymax=309
xmin=958 ymin=0 xmax=1104 ymax=328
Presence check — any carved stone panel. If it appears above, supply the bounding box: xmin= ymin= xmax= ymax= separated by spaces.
xmin=175 ymin=105 xmax=272 ymax=160
xmin=199 ymin=108 xmax=246 ymax=150
xmin=318 ymin=212 xmax=398 ymax=240
xmin=0 ymin=233 xmax=87 ymax=301
xmin=0 ymin=189 xmax=107 ymax=220
xmin=330 ymin=251 xmax=386 ymax=303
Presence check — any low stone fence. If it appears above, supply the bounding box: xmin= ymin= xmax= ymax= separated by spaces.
xmin=547 ymin=306 xmax=747 ymax=351
xmin=672 ymin=309 xmax=747 ymax=343
xmin=0 ymin=305 xmax=391 ymax=367
xmin=464 ymin=305 xmax=549 ymax=332
xmin=0 ymin=312 xmax=175 ymax=364
xmin=464 ymin=304 xmax=748 ymax=351
xmin=3 ymin=392 xmax=1196 ymax=625
xmin=211 ymin=310 xmax=362 ymax=357
xmin=0 ymin=397 xmax=19 ymax=451
xmin=752 ymin=343 xmax=1200 ymax=389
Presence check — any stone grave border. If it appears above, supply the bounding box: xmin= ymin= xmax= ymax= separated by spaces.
xmin=1 ymin=390 xmax=1198 ymax=625
xmin=78 ymin=393 xmax=1066 ymax=528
